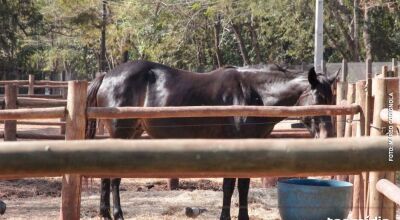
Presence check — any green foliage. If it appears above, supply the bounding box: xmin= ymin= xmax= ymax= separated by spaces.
xmin=0 ymin=0 xmax=399 ymax=79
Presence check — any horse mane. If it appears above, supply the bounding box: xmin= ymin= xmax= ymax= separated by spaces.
xmin=236 ymin=63 xmax=306 ymax=83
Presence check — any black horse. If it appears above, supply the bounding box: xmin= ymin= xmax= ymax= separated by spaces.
xmin=86 ymin=60 xmax=338 ymax=220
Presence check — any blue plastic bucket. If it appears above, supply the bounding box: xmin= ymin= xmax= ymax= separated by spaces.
xmin=278 ymin=178 xmax=353 ymax=220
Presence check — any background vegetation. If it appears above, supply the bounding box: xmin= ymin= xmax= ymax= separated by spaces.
xmin=0 ymin=0 xmax=399 ymax=80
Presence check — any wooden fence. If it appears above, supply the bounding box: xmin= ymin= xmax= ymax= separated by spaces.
xmin=0 ymin=75 xmax=68 ymax=138
xmin=334 ymin=58 xmax=399 ymax=220
xmin=0 ymin=58 xmax=399 ymax=219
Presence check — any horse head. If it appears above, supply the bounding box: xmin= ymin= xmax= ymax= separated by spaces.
xmin=298 ymin=67 xmax=340 ymax=138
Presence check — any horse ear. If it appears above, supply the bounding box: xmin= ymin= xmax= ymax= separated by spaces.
xmin=308 ymin=67 xmax=319 ymax=88
xmin=328 ymin=68 xmax=341 ymax=84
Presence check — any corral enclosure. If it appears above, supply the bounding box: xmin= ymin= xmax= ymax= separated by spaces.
xmin=1 ymin=0 xmax=400 ymax=219
xmin=0 ymin=59 xmax=400 ymax=220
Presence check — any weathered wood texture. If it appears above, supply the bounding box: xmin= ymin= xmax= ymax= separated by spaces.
xmin=0 ymin=80 xmax=68 ymax=86
xmin=376 ymin=179 xmax=400 ymax=206
xmin=0 ymin=137 xmax=398 ymax=178
xmin=4 ymin=85 xmax=17 ymax=141
xmin=0 ymin=107 xmax=65 ymax=120
xmin=368 ymin=78 xmax=398 ymax=219
xmin=336 ymin=60 xmax=349 ymax=138
xmin=28 ymin=75 xmax=34 ymax=95
xmin=61 ymin=81 xmax=87 ymax=220
xmin=382 ymin=78 xmax=398 ymax=220
xmin=17 ymin=97 xmax=67 ymax=108
xmin=344 ymin=83 xmax=356 ymax=137
xmin=380 ymin=109 xmax=400 ymax=125
xmin=351 ymin=80 xmax=369 ymax=219
xmin=336 ymin=83 xmax=347 ymax=137
xmin=0 ymin=94 xmax=64 ymax=99
xmin=87 ymin=104 xmax=360 ymax=119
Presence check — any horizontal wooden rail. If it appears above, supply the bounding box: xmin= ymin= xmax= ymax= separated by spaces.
xmin=376 ymin=179 xmax=400 ymax=205
xmin=0 ymin=94 xmax=64 ymax=99
xmin=0 ymin=107 xmax=65 ymax=120
xmin=35 ymin=81 xmax=68 ymax=86
xmin=0 ymin=132 xmax=108 ymax=140
xmin=17 ymin=97 xmax=67 ymax=108
xmin=0 ymin=80 xmax=67 ymax=86
xmin=0 ymin=120 xmax=65 ymax=126
xmin=20 ymin=85 xmax=68 ymax=89
xmin=0 ymin=80 xmax=29 ymax=85
xmin=269 ymin=131 xmax=312 ymax=138
xmin=0 ymin=136 xmax=397 ymax=178
xmin=380 ymin=108 xmax=400 ymax=125
xmin=88 ymin=104 xmax=361 ymax=119
xmin=16 ymin=121 xmax=65 ymax=126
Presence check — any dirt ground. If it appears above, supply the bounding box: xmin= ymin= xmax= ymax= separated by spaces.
xmin=0 ymin=120 xmax=399 ymax=219
xmin=0 ymin=178 xmax=279 ymax=220
xmin=0 ymin=120 xmax=281 ymax=220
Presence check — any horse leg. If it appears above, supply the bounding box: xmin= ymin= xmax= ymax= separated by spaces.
xmin=106 ymin=118 xmax=141 ymax=220
xmin=220 ymin=178 xmax=236 ymax=220
xmin=238 ymin=178 xmax=250 ymax=220
xmin=100 ymin=178 xmax=112 ymax=219
xmin=111 ymin=178 xmax=123 ymax=220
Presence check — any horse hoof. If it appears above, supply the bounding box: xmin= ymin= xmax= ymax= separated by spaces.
xmin=113 ymin=212 xmax=124 ymax=220
xmin=219 ymin=214 xmax=231 ymax=220
xmin=99 ymin=211 xmax=112 ymax=220
xmin=238 ymin=213 xmax=249 ymax=220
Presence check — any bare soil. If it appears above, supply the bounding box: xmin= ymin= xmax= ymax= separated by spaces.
xmin=0 ymin=121 xmax=280 ymax=219
xmin=1 ymin=120 xmax=398 ymax=219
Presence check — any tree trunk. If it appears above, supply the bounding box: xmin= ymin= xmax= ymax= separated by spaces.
xmin=99 ymin=0 xmax=107 ymax=73
xmin=248 ymin=20 xmax=262 ymax=64
xmin=231 ymin=23 xmax=250 ymax=66
xmin=121 ymin=50 xmax=129 ymax=63
xmin=353 ymin=0 xmax=360 ymax=61
xmin=362 ymin=6 xmax=372 ymax=61
xmin=213 ymin=15 xmax=223 ymax=67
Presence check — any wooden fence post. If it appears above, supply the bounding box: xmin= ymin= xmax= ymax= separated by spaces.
xmin=60 ymin=81 xmax=87 ymax=220
xmin=344 ymin=83 xmax=356 ymax=137
xmin=336 ymin=59 xmax=348 ymax=138
xmin=367 ymin=77 xmax=397 ymax=219
xmin=351 ymin=80 xmax=367 ymax=219
xmin=28 ymin=74 xmax=34 ymax=95
xmin=382 ymin=78 xmax=398 ymax=220
xmin=4 ymin=85 xmax=17 ymax=141
xmin=392 ymin=58 xmax=398 ymax=77
xmin=60 ymin=89 xmax=67 ymax=135
xmin=363 ymin=60 xmax=373 ymax=216
xmin=365 ymin=59 xmax=373 ymax=136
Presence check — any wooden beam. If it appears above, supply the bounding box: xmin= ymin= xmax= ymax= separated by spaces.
xmin=87 ymin=104 xmax=361 ymax=119
xmin=382 ymin=78 xmax=399 ymax=220
xmin=0 ymin=107 xmax=65 ymax=120
xmin=0 ymin=137 xmax=398 ymax=178
xmin=0 ymin=80 xmax=29 ymax=85
xmin=336 ymin=82 xmax=347 ymax=137
xmin=20 ymin=85 xmax=69 ymax=89
xmin=28 ymin=75 xmax=34 ymax=95
xmin=16 ymin=121 xmax=65 ymax=126
xmin=17 ymin=97 xmax=67 ymax=108
xmin=0 ymin=94 xmax=64 ymax=99
xmin=344 ymin=83 xmax=356 ymax=137
xmin=376 ymin=179 xmax=400 ymax=206
xmin=380 ymin=109 xmax=400 ymax=125
xmin=4 ymin=85 xmax=17 ymax=141
xmin=61 ymin=81 xmax=87 ymax=220
xmin=368 ymin=78 xmax=397 ymax=219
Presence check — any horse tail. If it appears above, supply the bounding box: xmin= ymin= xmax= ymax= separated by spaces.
xmin=85 ymin=74 xmax=105 ymax=139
